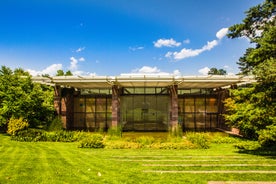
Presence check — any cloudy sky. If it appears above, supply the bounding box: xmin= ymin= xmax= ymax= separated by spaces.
xmin=0 ymin=0 xmax=262 ymax=76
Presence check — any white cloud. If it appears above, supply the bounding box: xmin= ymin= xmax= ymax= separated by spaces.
xmin=216 ymin=28 xmax=228 ymax=39
xmin=129 ymin=46 xmax=144 ymax=51
xmin=72 ymin=70 xmax=96 ymax=76
xmin=154 ymin=38 xmax=181 ymax=48
xmin=171 ymin=48 xmax=201 ymax=60
xmin=173 ymin=69 xmax=181 ymax=76
xmin=121 ymin=66 xmax=181 ymax=76
xmin=76 ymin=47 xmax=85 ymax=53
xmin=164 ymin=28 xmax=228 ymax=61
xmin=27 ymin=64 xmax=63 ymax=76
xmin=202 ymin=40 xmax=218 ymax=51
xmin=69 ymin=57 xmax=78 ymax=70
xmin=136 ymin=66 xmax=161 ymax=73
xmin=183 ymin=39 xmax=190 ymax=44
xmin=168 ymin=40 xmax=218 ymax=60
xmin=198 ymin=67 xmax=210 ymax=75
xmin=69 ymin=57 xmax=85 ymax=70
xmin=79 ymin=57 xmax=85 ymax=62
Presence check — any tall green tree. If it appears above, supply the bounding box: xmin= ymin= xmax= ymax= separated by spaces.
xmin=0 ymin=66 xmax=55 ymax=129
xmin=225 ymin=0 xmax=276 ymax=145
xmin=56 ymin=70 xmax=73 ymax=76
xmin=208 ymin=68 xmax=227 ymax=75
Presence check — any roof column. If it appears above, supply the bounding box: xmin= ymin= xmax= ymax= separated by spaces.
xmin=111 ymin=85 xmax=120 ymax=127
xmin=170 ymin=85 xmax=178 ymax=129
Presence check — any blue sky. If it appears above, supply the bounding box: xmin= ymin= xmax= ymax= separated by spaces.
xmin=0 ymin=0 xmax=263 ymax=76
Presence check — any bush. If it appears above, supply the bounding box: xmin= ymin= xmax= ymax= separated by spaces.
xmin=104 ymin=140 xmax=141 ymax=149
xmin=107 ymin=126 xmax=122 ymax=140
xmin=46 ymin=130 xmax=76 ymax=142
xmin=48 ymin=116 xmax=63 ymax=131
xmin=258 ymin=125 xmax=276 ymax=147
xmin=185 ymin=132 xmax=210 ymax=149
xmin=151 ymin=141 xmax=197 ymax=149
xmin=7 ymin=117 xmax=29 ymax=136
xmin=169 ymin=124 xmax=183 ymax=138
xmin=211 ymin=136 xmax=240 ymax=144
xmin=234 ymin=141 xmax=261 ymax=150
xmin=78 ymin=134 xmax=104 ymax=148
xmin=11 ymin=128 xmax=47 ymax=142
xmin=135 ymin=136 xmax=155 ymax=147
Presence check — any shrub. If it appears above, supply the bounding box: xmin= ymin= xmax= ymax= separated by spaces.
xmin=7 ymin=117 xmax=29 ymax=136
xmin=185 ymin=132 xmax=210 ymax=149
xmin=107 ymin=126 xmax=122 ymax=140
xmin=258 ymin=125 xmax=276 ymax=147
xmin=151 ymin=141 xmax=197 ymax=149
xmin=135 ymin=136 xmax=155 ymax=147
xmin=73 ymin=131 xmax=90 ymax=141
xmin=211 ymin=136 xmax=240 ymax=144
xmin=11 ymin=128 xmax=47 ymax=142
xmin=104 ymin=140 xmax=141 ymax=149
xmin=234 ymin=141 xmax=261 ymax=150
xmin=46 ymin=130 xmax=76 ymax=142
xmin=48 ymin=116 xmax=63 ymax=131
xmin=168 ymin=124 xmax=183 ymax=138
xmin=78 ymin=134 xmax=104 ymax=148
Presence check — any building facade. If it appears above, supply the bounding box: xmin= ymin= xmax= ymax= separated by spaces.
xmin=35 ymin=75 xmax=254 ymax=131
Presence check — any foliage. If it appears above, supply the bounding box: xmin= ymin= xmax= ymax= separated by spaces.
xmin=11 ymin=128 xmax=47 ymax=142
xmin=258 ymin=124 xmax=276 ymax=146
xmin=7 ymin=117 xmax=29 ymax=136
xmin=168 ymin=124 xmax=183 ymax=138
xmin=208 ymin=67 xmax=227 ymax=75
xmin=150 ymin=141 xmax=197 ymax=149
xmin=11 ymin=129 xmax=78 ymax=142
xmin=234 ymin=141 xmax=262 ymax=151
xmin=135 ymin=136 xmax=155 ymax=147
xmin=185 ymin=132 xmax=210 ymax=149
xmin=56 ymin=69 xmax=73 ymax=76
xmin=104 ymin=140 xmax=141 ymax=149
xmin=0 ymin=66 xmax=55 ymax=129
xmin=78 ymin=134 xmax=104 ymax=148
xmin=225 ymin=0 xmax=276 ymax=144
xmin=210 ymin=135 xmax=240 ymax=144
xmin=46 ymin=131 xmax=76 ymax=142
xmin=106 ymin=126 xmax=122 ymax=140
xmin=47 ymin=116 xmax=63 ymax=131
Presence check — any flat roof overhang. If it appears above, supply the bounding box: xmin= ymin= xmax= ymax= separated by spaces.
xmin=32 ymin=75 xmax=256 ymax=89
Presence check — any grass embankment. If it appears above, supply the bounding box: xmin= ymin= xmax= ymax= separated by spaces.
xmin=0 ymin=133 xmax=276 ymax=184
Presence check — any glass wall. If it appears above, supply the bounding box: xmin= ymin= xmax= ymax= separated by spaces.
xmin=178 ymin=95 xmax=218 ymax=131
xmin=73 ymin=96 xmax=112 ymax=130
xmin=120 ymin=87 xmax=169 ymax=131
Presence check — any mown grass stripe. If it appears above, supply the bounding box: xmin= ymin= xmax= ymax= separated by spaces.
xmin=143 ymin=164 xmax=276 ymax=167
xmin=143 ymin=170 xmax=276 ymax=174
xmin=208 ymin=182 xmax=276 ymax=184
xmin=113 ymin=159 xmax=275 ymax=162
xmin=112 ymin=155 xmax=256 ymax=158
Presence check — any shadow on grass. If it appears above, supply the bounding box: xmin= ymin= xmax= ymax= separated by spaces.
xmin=237 ymin=145 xmax=276 ymax=157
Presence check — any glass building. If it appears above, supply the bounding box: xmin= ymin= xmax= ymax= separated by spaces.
xmin=34 ymin=75 xmax=254 ymax=131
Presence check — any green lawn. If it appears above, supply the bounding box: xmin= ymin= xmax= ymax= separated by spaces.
xmin=0 ymin=133 xmax=276 ymax=184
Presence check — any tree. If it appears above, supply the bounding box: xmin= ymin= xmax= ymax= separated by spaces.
xmin=56 ymin=70 xmax=73 ymax=76
xmin=208 ymin=68 xmax=227 ymax=75
xmin=56 ymin=70 xmax=65 ymax=76
xmin=0 ymin=66 xmax=55 ymax=129
xmin=225 ymin=0 xmax=276 ymax=145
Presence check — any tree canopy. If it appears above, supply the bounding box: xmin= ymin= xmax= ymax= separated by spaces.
xmin=225 ymin=0 xmax=276 ymax=146
xmin=0 ymin=66 xmax=55 ymax=129
xmin=208 ymin=68 xmax=227 ymax=75
xmin=56 ymin=70 xmax=73 ymax=76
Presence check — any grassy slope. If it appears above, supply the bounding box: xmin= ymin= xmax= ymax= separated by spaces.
xmin=0 ymin=134 xmax=276 ymax=184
